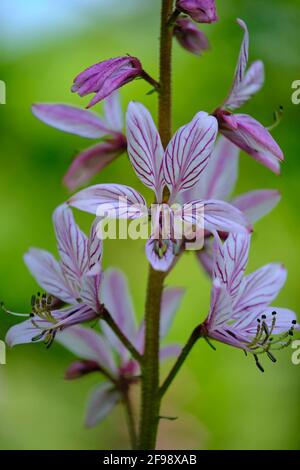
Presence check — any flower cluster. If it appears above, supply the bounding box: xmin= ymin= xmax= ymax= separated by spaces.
xmin=2 ymin=2 xmax=298 ymax=447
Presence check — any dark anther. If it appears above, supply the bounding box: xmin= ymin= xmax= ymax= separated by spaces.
xmin=292 ymin=320 xmax=297 ymax=325
xmin=257 ymin=318 xmax=261 ymax=323
xmin=272 ymin=311 xmax=277 ymax=316
xmin=254 ymin=354 xmax=264 ymax=373
xmin=267 ymin=351 xmax=277 ymax=363
xmin=262 ymin=314 xmax=266 ymax=320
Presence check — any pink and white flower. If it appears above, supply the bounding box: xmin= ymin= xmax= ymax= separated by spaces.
xmin=68 ymin=102 xmax=250 ymax=272
xmin=201 ymin=232 xmax=298 ymax=371
xmin=5 ymin=204 xmax=103 ymax=347
xmin=181 ymin=136 xmax=281 ymax=275
xmin=57 ymin=269 xmax=184 ymax=427
xmin=214 ymin=19 xmax=284 ymax=173
xmin=32 ymin=92 xmax=126 ymax=191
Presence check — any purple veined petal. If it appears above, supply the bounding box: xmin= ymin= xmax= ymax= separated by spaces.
xmin=220 ymin=113 xmax=284 ymax=174
xmin=68 ymin=183 xmax=147 ymax=218
xmin=100 ymin=269 xmax=137 ymax=361
xmin=32 ymin=103 xmax=111 ymax=138
xmin=85 ymin=382 xmax=121 ymax=428
xmin=126 ymin=102 xmax=164 ymax=202
xmin=160 ymin=287 xmax=185 ymax=338
xmin=80 ymin=273 xmax=102 ymax=312
xmin=256 ymin=307 xmax=298 ymax=335
xmin=52 ymin=303 xmax=98 ymax=329
xmin=160 ymin=344 xmax=181 ymax=361
xmin=56 ymin=325 xmax=117 ymax=377
xmin=206 ymin=278 xmax=233 ymax=330
xmin=53 ymin=204 xmax=88 ymax=284
xmin=225 ymin=61 xmax=265 ymax=110
xmin=86 ymin=60 xmax=142 ymax=109
xmin=232 ymin=306 xmax=298 ymax=337
xmin=186 ymin=199 xmax=250 ymax=234
xmin=6 ymin=319 xmax=43 ymax=347
xmin=231 ymin=189 xmax=281 ymax=224
xmin=104 ymin=91 xmax=123 ymax=132
xmin=87 ymin=219 xmax=103 ymax=275
xmin=145 ymin=238 xmax=176 ymax=272
xmin=24 ymin=248 xmax=78 ymax=304
xmin=63 ymin=139 xmax=126 ymax=192
xmin=213 ymin=233 xmax=250 ymax=299
xmin=196 ymin=238 xmax=214 ymax=276
xmin=233 ymin=263 xmax=287 ymax=317
xmin=164 ymin=112 xmax=218 ymax=202
xmin=225 ymin=19 xmax=249 ymax=107
xmin=5 ymin=304 xmax=89 ymax=347
xmin=185 ymin=136 xmax=239 ymax=202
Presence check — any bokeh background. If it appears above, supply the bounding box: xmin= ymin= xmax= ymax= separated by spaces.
xmin=0 ymin=0 xmax=299 ymax=450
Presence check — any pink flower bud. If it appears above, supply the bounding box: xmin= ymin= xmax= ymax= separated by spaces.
xmin=176 ymin=0 xmax=217 ymax=24
xmin=65 ymin=360 xmax=100 ymax=380
xmin=174 ymin=18 xmax=210 ymax=55
xmin=72 ymin=56 xmax=143 ymax=108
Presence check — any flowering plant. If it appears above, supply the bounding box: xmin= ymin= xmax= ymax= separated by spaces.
xmin=2 ymin=0 xmax=298 ymax=450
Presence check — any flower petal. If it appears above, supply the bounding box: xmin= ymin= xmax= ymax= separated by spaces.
xmin=213 ymin=233 xmax=250 ymax=299
xmin=231 ymin=189 xmax=281 ymax=224
xmin=6 ymin=319 xmax=42 ymax=347
xmin=160 ymin=287 xmax=185 ymax=338
xmin=53 ymin=204 xmax=88 ymax=284
xmin=85 ymin=382 xmax=121 ymax=427
xmin=68 ymin=183 xmax=147 ymax=218
xmin=164 ymin=112 xmax=218 ymax=201
xmin=63 ymin=140 xmax=125 ymax=192
xmin=80 ymin=273 xmax=102 ymax=312
xmin=225 ymin=19 xmax=249 ymax=106
xmin=104 ymin=91 xmax=123 ymax=132
xmin=220 ymin=113 xmax=284 ymax=174
xmin=183 ymin=136 xmax=239 ymax=202
xmin=186 ymin=199 xmax=250 ymax=234
xmin=24 ymin=248 xmax=78 ymax=304
xmin=32 ymin=103 xmax=110 ymax=138
xmin=160 ymin=344 xmax=181 ymax=361
xmin=100 ymin=269 xmax=136 ymax=360
xmin=57 ymin=325 xmax=117 ymax=376
xmin=226 ymin=61 xmax=265 ymax=110
xmin=126 ymin=102 xmax=164 ymax=201
xmin=145 ymin=238 xmax=176 ymax=272
xmin=233 ymin=263 xmax=287 ymax=317
xmin=196 ymin=238 xmax=214 ymax=276
xmin=206 ymin=278 xmax=233 ymax=329
xmin=87 ymin=219 xmax=103 ymax=275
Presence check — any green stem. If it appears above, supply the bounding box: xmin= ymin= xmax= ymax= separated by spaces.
xmin=158 ymin=0 xmax=174 ymax=148
xmin=138 ymin=0 xmax=174 ymax=450
xmin=102 ymin=308 xmax=142 ymax=363
xmin=123 ymin=390 xmax=138 ymax=450
xmin=159 ymin=326 xmax=202 ymax=398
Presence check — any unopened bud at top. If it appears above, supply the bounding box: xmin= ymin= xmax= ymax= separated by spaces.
xmin=72 ymin=56 xmax=143 ymax=108
xmin=176 ymin=0 xmax=217 ymax=23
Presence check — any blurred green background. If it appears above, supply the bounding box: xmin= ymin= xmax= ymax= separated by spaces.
xmin=0 ymin=0 xmax=300 ymax=450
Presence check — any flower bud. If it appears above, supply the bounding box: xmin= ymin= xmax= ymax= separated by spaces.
xmin=176 ymin=0 xmax=217 ymax=24
xmin=174 ymin=18 xmax=210 ymax=55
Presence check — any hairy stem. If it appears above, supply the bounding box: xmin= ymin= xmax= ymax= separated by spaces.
xmin=123 ymin=390 xmax=138 ymax=450
xmin=138 ymin=0 xmax=174 ymax=450
xmin=159 ymin=326 xmax=202 ymax=398
xmin=158 ymin=0 xmax=174 ymax=148
xmin=102 ymin=308 xmax=142 ymax=363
